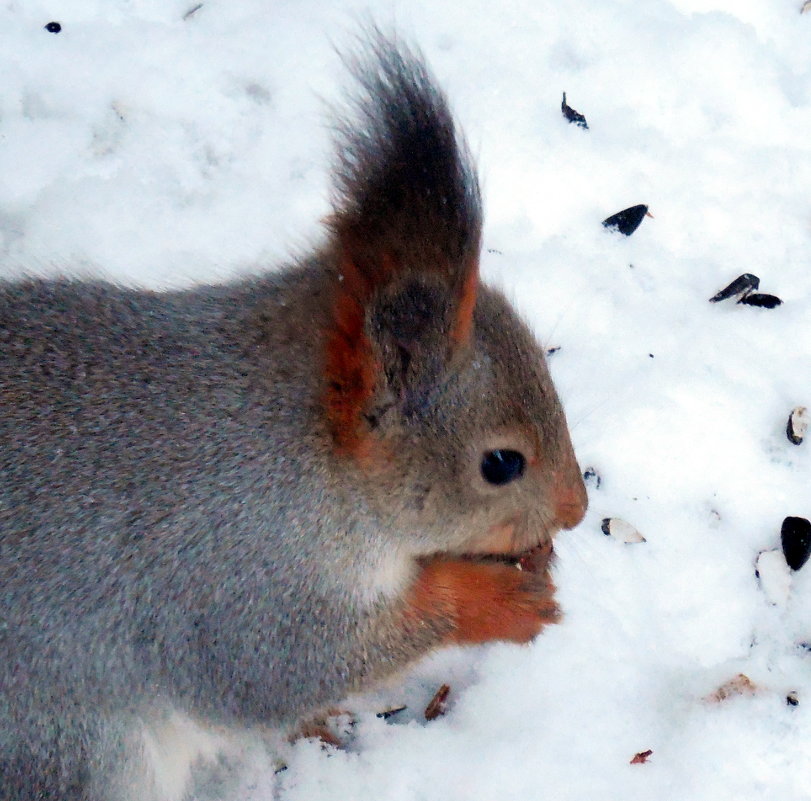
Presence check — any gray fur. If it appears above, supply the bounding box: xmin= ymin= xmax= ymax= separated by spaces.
xmin=0 ymin=36 xmax=584 ymax=800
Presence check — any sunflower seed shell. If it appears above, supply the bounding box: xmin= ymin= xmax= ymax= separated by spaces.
xmin=787 ymin=407 xmax=808 ymax=445
xmin=601 ymin=518 xmax=646 ymax=543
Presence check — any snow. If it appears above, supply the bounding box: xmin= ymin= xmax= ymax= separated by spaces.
xmin=3 ymin=0 xmax=811 ymax=798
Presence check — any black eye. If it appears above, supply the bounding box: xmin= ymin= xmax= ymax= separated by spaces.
xmin=481 ymin=450 xmax=526 ymax=486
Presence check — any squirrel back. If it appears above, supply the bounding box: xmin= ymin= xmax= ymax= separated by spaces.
xmin=0 ymin=33 xmax=586 ymax=800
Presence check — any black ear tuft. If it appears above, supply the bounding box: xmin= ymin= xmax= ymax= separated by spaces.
xmin=330 ymin=29 xmax=482 ymax=276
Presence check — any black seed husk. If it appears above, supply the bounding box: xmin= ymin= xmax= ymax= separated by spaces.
xmin=602 ymin=205 xmax=648 ymax=236
xmin=183 ymin=3 xmax=204 ymax=20
xmin=562 ymin=93 xmax=588 ymax=129
xmin=709 ymin=273 xmax=760 ymax=303
xmin=377 ymin=705 xmax=407 ymax=720
xmin=781 ymin=516 xmax=811 ymax=571
xmin=738 ymin=293 xmax=782 ymax=308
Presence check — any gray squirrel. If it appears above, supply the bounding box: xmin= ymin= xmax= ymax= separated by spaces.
xmin=0 ymin=33 xmax=586 ymax=800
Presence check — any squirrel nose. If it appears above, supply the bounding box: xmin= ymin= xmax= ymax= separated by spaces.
xmin=552 ymin=474 xmax=587 ymax=530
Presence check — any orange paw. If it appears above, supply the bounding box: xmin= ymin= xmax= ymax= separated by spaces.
xmin=407 ymin=551 xmax=560 ymax=646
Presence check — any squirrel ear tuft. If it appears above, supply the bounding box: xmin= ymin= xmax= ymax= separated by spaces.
xmin=322 ymin=34 xmax=482 ymax=455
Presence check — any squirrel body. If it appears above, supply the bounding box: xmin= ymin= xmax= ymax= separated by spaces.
xmin=0 ymin=35 xmax=586 ymax=800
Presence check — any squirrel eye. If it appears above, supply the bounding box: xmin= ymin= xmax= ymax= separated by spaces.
xmin=481 ymin=449 xmax=526 ymax=486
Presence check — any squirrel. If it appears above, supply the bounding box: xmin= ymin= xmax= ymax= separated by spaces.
xmin=0 ymin=32 xmax=587 ymax=801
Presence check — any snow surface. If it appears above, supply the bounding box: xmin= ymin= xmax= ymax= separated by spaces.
xmin=3 ymin=0 xmax=811 ymax=798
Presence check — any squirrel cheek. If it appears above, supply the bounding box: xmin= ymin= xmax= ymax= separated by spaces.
xmin=468 ymin=514 xmax=521 ymax=556
xmin=360 ymin=549 xmax=416 ymax=604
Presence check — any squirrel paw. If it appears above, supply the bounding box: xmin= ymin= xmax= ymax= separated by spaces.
xmin=410 ymin=551 xmax=560 ymax=646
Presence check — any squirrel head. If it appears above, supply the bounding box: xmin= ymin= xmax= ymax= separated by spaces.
xmin=322 ymin=35 xmax=586 ymax=558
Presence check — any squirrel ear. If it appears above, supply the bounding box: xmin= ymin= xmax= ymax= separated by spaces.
xmin=322 ymin=35 xmax=482 ymax=455
xmin=323 ymin=235 xmax=479 ymax=455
